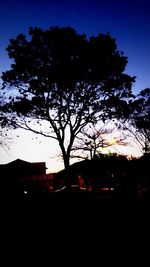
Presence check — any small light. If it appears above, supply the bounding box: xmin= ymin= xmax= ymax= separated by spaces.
xmin=24 ymin=190 xmax=27 ymax=194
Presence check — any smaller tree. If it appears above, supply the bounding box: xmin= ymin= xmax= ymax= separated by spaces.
xmin=127 ymin=88 xmax=150 ymax=154
xmin=115 ymin=88 xmax=150 ymax=155
xmin=71 ymin=122 xmax=129 ymax=160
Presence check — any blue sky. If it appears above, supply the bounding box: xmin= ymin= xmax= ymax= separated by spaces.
xmin=0 ymin=0 xmax=150 ymax=171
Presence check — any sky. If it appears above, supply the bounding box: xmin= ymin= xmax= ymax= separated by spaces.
xmin=0 ymin=0 xmax=149 ymax=172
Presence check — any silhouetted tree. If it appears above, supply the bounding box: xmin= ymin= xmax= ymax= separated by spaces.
xmin=1 ymin=26 xmax=135 ymax=174
xmin=131 ymin=88 xmax=150 ymax=153
xmin=71 ymin=122 xmax=128 ymax=160
xmin=120 ymin=88 xmax=150 ymax=154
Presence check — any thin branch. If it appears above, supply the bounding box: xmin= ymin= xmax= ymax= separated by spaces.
xmin=23 ymin=120 xmax=58 ymax=139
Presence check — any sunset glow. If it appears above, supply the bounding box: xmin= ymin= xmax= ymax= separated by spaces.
xmin=109 ymin=138 xmax=117 ymax=145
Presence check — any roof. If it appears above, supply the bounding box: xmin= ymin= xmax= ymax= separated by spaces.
xmin=0 ymin=159 xmax=47 ymax=177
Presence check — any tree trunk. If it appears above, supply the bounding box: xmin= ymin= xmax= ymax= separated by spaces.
xmin=63 ymin=153 xmax=71 ymax=190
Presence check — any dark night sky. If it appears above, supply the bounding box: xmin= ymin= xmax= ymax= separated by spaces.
xmin=0 ymin=0 xmax=150 ymax=93
xmin=0 ymin=0 xmax=150 ymax=170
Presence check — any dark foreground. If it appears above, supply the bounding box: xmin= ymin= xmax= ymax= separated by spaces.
xmin=1 ymin=189 xmax=150 ymax=265
xmin=1 ymin=188 xmax=150 ymax=221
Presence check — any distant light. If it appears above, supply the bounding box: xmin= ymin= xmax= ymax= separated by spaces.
xmin=101 ymin=187 xmax=114 ymax=191
xmin=24 ymin=190 xmax=28 ymax=194
xmin=109 ymin=138 xmax=117 ymax=145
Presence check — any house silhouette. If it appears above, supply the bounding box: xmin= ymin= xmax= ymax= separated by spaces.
xmin=0 ymin=159 xmax=53 ymax=196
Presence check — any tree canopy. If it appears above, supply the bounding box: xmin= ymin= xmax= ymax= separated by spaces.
xmin=1 ymin=26 xmax=135 ymax=170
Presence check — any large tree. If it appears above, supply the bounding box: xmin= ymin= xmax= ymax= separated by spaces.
xmin=1 ymin=26 xmax=135 ymax=173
